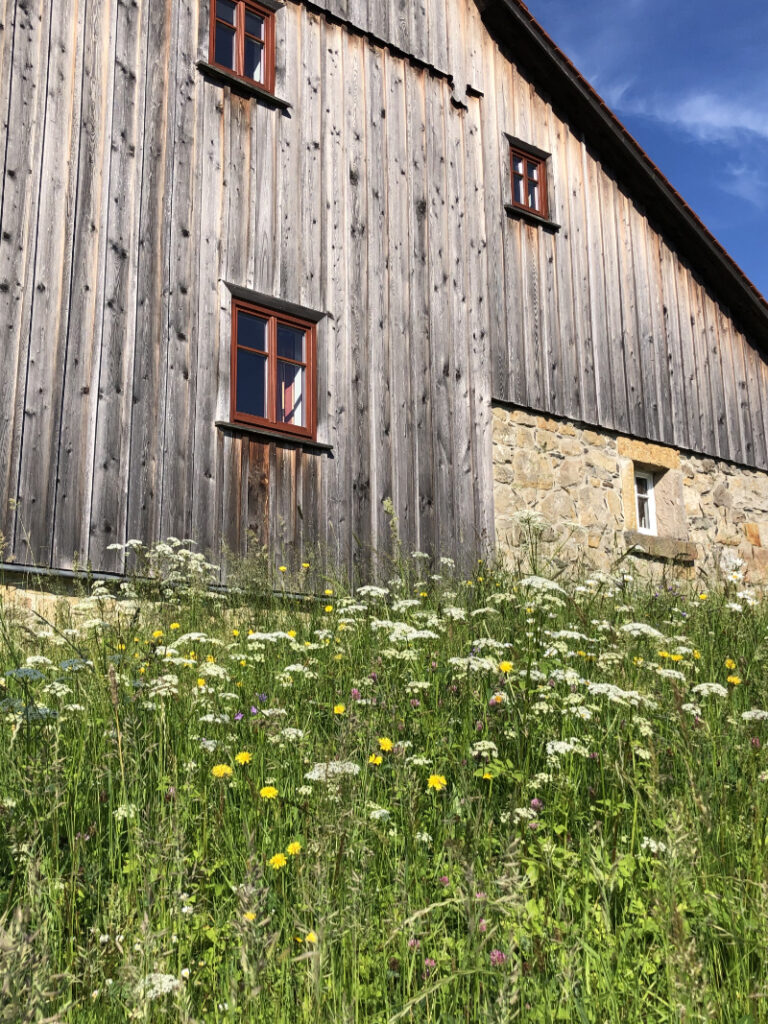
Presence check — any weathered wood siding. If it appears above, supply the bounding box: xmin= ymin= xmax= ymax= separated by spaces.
xmin=0 ymin=0 xmax=766 ymax=580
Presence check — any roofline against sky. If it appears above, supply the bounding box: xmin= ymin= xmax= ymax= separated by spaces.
xmin=480 ymin=0 xmax=768 ymax=344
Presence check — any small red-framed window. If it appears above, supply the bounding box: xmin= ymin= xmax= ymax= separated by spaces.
xmin=231 ymin=300 xmax=317 ymax=440
xmin=510 ymin=145 xmax=548 ymax=219
xmin=210 ymin=0 xmax=275 ymax=92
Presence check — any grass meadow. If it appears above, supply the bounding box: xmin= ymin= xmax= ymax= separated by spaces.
xmin=1 ymin=539 xmax=768 ymax=1022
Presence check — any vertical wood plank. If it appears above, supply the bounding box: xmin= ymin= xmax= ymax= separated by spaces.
xmin=15 ymin=0 xmax=84 ymax=567
xmin=365 ymin=42 xmax=391 ymax=570
xmin=0 ymin=0 xmax=54 ymax=553
xmin=87 ymin=0 xmax=149 ymax=571
xmin=125 ymin=0 xmax=173 ymax=551
xmin=405 ymin=67 xmax=435 ymax=556
xmin=479 ymin=41 xmax=510 ymax=406
xmin=52 ymin=0 xmax=119 ymax=567
xmin=158 ymin=0 xmax=203 ymax=546
xmin=426 ymin=75 xmax=456 ymax=559
xmin=385 ymin=52 xmax=417 ymax=555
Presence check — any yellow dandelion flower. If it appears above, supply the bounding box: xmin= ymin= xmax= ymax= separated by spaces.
xmin=235 ymin=751 xmax=252 ymax=765
xmin=693 ymin=650 xmax=701 ymax=660
xmin=232 ymin=629 xmax=240 ymax=637
xmin=420 ymin=591 xmax=428 ymax=597
xmin=206 ymin=654 xmax=215 ymax=663
xmin=170 ymin=622 xmax=180 ymax=630
xmin=197 ymin=678 xmax=206 ymax=688
xmin=306 ymin=930 xmax=318 ymax=944
xmin=670 ymin=653 xmax=683 ymax=662
xmin=286 ymin=841 xmax=302 ymax=856
xmin=260 ymin=785 xmax=278 ymax=800
xmin=334 ymin=654 xmax=343 ymax=662
xmin=288 ymin=629 xmax=297 ymax=638
xmin=427 ymin=774 xmax=447 ymax=792
xmin=212 ymin=764 xmax=233 ymax=779
xmin=725 ymin=658 xmax=736 ymax=670
xmin=239 ymin=659 xmax=247 ymax=667
xmin=279 ymin=565 xmax=287 ymax=573
xmin=324 ymin=588 xmax=333 ymax=596
xmin=333 ymin=703 xmax=346 ymax=715
xmin=378 ymin=737 xmax=394 ymax=752
xmin=244 ymin=912 xmax=256 ymax=922
xmin=117 ymin=643 xmax=126 ymax=651
xmin=302 ymin=562 xmax=310 ymax=569
xmin=658 ymin=651 xmax=670 ymax=659
xmin=368 ymin=754 xmax=383 ymax=766
xmin=698 ymin=593 xmax=708 ymax=601
xmin=483 ymin=771 xmax=493 ymax=780
xmin=324 ymin=605 xmax=334 ymax=613
xmin=268 ymin=853 xmax=287 ymax=870
xmin=152 ymin=629 xmax=164 ymax=639
xmin=727 ymin=675 xmax=742 ymax=686
xmin=498 ymin=661 xmax=513 ymax=674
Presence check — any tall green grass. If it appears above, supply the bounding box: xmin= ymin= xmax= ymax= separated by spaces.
xmin=1 ymin=547 xmax=767 ymax=1022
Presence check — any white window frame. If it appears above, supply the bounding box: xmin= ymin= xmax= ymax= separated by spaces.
xmin=634 ymin=470 xmax=657 ymax=536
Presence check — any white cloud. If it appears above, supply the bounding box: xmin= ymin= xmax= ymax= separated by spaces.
xmin=721 ymin=163 xmax=768 ymax=211
xmin=617 ymin=91 xmax=768 ymax=144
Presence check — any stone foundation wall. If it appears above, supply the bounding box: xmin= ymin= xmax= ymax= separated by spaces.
xmin=493 ymin=406 xmax=768 ymax=580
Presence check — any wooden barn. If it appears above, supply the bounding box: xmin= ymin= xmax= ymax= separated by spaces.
xmin=1 ymin=0 xmax=767 ymax=583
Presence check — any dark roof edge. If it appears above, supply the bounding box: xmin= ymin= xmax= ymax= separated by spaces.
xmin=482 ymin=0 xmax=768 ymax=346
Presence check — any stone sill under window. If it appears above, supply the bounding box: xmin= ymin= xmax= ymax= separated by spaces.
xmin=624 ymin=530 xmax=698 ymax=564
xmin=196 ymin=61 xmax=291 ymax=110
xmin=216 ymin=421 xmax=333 ymax=454
xmin=504 ymin=203 xmax=561 ymax=233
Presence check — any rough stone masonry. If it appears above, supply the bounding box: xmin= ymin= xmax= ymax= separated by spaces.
xmin=493 ymin=407 xmax=768 ymax=580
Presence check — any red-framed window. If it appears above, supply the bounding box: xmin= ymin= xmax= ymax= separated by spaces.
xmin=210 ymin=0 xmax=275 ymax=92
xmin=510 ymin=145 xmax=548 ymax=219
xmin=231 ymin=300 xmax=317 ymax=439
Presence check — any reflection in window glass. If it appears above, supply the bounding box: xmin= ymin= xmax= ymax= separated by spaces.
xmin=237 ymin=312 xmax=268 ymax=352
xmin=217 ymin=0 xmax=237 ymax=24
xmin=245 ymin=11 xmax=264 ymax=37
xmin=244 ymin=38 xmax=263 ymax=82
xmin=277 ymin=361 xmax=304 ymax=426
xmin=236 ymin=349 xmax=268 ymax=419
xmin=277 ymin=324 xmax=305 ymax=362
xmin=215 ymin=23 xmax=237 ymax=69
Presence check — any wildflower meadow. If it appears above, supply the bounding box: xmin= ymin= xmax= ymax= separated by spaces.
xmin=1 ymin=542 xmax=768 ymax=1022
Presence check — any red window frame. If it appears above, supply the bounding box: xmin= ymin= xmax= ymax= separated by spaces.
xmin=509 ymin=145 xmax=548 ymax=219
xmin=230 ymin=299 xmax=317 ymax=440
xmin=209 ymin=0 xmax=276 ymax=92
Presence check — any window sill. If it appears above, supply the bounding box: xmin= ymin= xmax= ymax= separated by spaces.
xmin=624 ymin=530 xmax=698 ymax=564
xmin=504 ymin=203 xmax=561 ymax=233
xmin=196 ymin=61 xmax=291 ymax=110
xmin=216 ymin=421 xmax=333 ymax=454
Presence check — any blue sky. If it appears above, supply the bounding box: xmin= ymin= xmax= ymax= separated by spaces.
xmin=522 ymin=0 xmax=768 ymax=300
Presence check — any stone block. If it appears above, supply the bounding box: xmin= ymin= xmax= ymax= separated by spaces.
xmin=511 ymin=450 xmax=554 ymax=489
xmin=744 ymin=522 xmax=762 ymax=547
xmin=557 ymin=458 xmax=584 ymax=488
xmin=713 ymin=483 xmax=733 ymax=509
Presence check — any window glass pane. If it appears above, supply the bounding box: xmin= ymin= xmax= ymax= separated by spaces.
xmin=245 ymin=11 xmax=264 ymax=38
xmin=527 ymin=179 xmax=539 ymax=209
xmin=277 ymin=324 xmax=305 ymax=362
xmin=216 ymin=0 xmax=237 ymax=25
xmin=635 ymin=475 xmax=648 ymax=496
xmin=237 ymin=311 xmax=268 ymax=352
xmin=637 ymin=495 xmax=650 ymax=531
xmin=513 ymin=175 xmax=524 ymax=205
xmin=244 ymin=37 xmax=264 ymax=82
xmin=513 ymin=155 xmax=524 ymax=175
xmin=214 ymin=23 xmax=237 ymax=69
xmin=528 ymin=163 xmax=538 ymax=182
xmin=236 ymin=349 xmax=268 ymax=419
xmin=277 ymin=361 xmax=305 ymax=427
